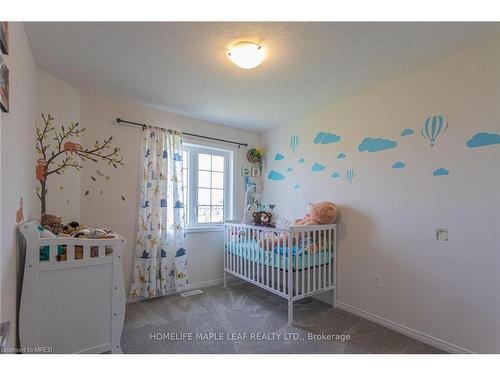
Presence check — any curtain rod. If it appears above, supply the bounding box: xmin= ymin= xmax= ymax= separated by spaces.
xmin=115 ymin=118 xmax=248 ymax=148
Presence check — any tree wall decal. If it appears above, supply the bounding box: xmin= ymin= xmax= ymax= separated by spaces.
xmin=35 ymin=113 xmax=124 ymax=214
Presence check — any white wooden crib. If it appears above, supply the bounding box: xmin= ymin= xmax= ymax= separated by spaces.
xmin=19 ymin=221 xmax=126 ymax=354
xmin=224 ymin=221 xmax=337 ymax=324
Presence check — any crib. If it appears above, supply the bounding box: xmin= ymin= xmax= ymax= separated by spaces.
xmin=18 ymin=221 xmax=126 ymax=354
xmin=223 ymin=221 xmax=337 ymax=324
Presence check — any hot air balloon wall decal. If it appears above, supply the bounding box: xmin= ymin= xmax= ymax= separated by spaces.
xmin=290 ymin=135 xmax=299 ymax=154
xmin=421 ymin=114 xmax=448 ymax=147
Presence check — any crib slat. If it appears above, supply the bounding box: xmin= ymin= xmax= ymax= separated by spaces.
xmin=281 ymin=233 xmax=292 ymax=293
xmin=234 ymin=228 xmax=237 ymax=273
xmin=267 ymin=233 xmax=276 ymax=288
xmin=313 ymin=230 xmax=317 ymax=292
xmin=328 ymin=229 xmax=337 ymax=286
xmin=238 ymin=227 xmax=241 ymax=274
xmin=243 ymin=228 xmax=246 ymax=278
xmin=295 ymin=234 xmax=298 ymax=297
xmin=224 ymin=226 xmax=227 ymax=273
xmin=266 ymin=231 xmax=270 ymax=288
xmin=230 ymin=228 xmax=232 ymax=274
xmin=257 ymin=229 xmax=260 ymax=283
xmin=298 ymin=232 xmax=306 ymax=294
xmin=50 ymin=245 xmax=57 ymax=263
xmin=321 ymin=229 xmax=325 ymax=289
xmin=252 ymin=228 xmax=256 ymax=281
xmin=235 ymin=227 xmax=238 ymax=274
xmin=240 ymin=227 xmax=244 ymax=275
xmin=259 ymin=230 xmax=267 ymax=284
xmin=229 ymin=229 xmax=233 ymax=273
xmin=309 ymin=231 xmax=312 ymax=293
xmin=333 ymin=226 xmax=336 ymax=288
xmin=83 ymin=245 xmax=90 ymax=260
xmin=246 ymin=228 xmax=250 ymax=279
xmin=242 ymin=227 xmax=245 ymax=278
xmin=67 ymin=245 xmax=75 ymax=262
xmin=328 ymin=228 xmax=332 ymax=287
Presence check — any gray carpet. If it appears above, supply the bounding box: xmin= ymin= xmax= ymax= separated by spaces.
xmin=122 ymin=280 xmax=444 ymax=354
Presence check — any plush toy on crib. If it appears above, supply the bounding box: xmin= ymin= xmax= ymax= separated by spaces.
xmin=259 ymin=201 xmax=338 ymax=252
xmin=292 ymin=201 xmax=338 ymax=226
xmin=40 ymin=213 xmax=65 ymax=235
xmin=252 ymin=211 xmax=274 ymax=228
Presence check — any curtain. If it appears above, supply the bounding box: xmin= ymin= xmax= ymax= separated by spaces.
xmin=129 ymin=126 xmax=189 ymax=298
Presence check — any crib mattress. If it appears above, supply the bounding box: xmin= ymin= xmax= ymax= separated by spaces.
xmin=225 ymin=241 xmax=333 ymax=271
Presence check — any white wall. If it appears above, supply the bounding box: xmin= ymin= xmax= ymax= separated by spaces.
xmin=36 ymin=68 xmax=81 ymax=220
xmin=262 ymin=40 xmax=500 ymax=353
xmin=79 ymin=91 xmax=262 ymax=295
xmin=0 ymin=23 xmax=38 ymax=349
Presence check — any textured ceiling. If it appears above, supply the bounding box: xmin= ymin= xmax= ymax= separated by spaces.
xmin=25 ymin=22 xmax=500 ymax=132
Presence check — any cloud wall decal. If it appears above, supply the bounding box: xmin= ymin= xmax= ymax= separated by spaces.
xmin=287 ymin=167 xmax=293 ymax=172
xmin=401 ymin=128 xmax=414 ymax=136
xmin=298 ymin=158 xmax=305 ymax=163
xmin=314 ymin=132 xmax=341 ymax=144
xmin=311 ymin=163 xmax=326 ymax=172
xmin=392 ymin=161 xmax=405 ymax=169
xmin=358 ymin=137 xmax=397 ymax=152
xmin=268 ymin=170 xmax=285 ymax=181
xmin=433 ymin=168 xmax=449 ymax=176
xmin=274 ymin=153 xmax=285 ymax=160
xmin=466 ymin=132 xmax=500 ymax=148
xmin=337 ymin=152 xmax=346 ymax=159
xmin=294 ymin=184 xmax=301 ymax=189
xmin=331 ymin=172 xmax=340 ymax=178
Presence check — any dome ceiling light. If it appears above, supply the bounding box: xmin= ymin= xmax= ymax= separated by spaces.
xmin=227 ymin=41 xmax=266 ymax=70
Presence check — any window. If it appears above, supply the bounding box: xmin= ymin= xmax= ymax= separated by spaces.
xmin=182 ymin=143 xmax=232 ymax=228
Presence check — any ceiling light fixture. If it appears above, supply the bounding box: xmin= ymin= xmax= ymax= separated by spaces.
xmin=227 ymin=42 xmax=266 ymax=70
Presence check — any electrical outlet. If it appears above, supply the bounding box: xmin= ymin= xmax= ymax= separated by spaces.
xmin=373 ymin=273 xmax=383 ymax=288
xmin=436 ymin=228 xmax=448 ymax=241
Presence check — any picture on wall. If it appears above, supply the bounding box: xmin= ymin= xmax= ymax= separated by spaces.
xmin=251 ymin=166 xmax=262 ymax=178
xmin=0 ymin=55 xmax=9 ymax=113
xmin=0 ymin=22 xmax=8 ymax=55
xmin=241 ymin=166 xmax=251 ymax=177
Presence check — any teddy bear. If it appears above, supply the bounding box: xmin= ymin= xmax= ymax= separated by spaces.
xmin=41 ymin=213 xmax=65 ymax=235
xmin=259 ymin=201 xmax=337 ymax=252
xmin=292 ymin=201 xmax=338 ymax=226
xmin=252 ymin=211 xmax=274 ymax=227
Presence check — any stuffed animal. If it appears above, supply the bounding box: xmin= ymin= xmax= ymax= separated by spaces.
xmin=73 ymin=228 xmax=118 ymax=239
xmin=252 ymin=211 xmax=274 ymax=227
xmin=41 ymin=213 xmax=65 ymax=235
xmin=259 ymin=201 xmax=338 ymax=252
xmin=62 ymin=221 xmax=85 ymax=236
xmin=292 ymin=201 xmax=337 ymax=226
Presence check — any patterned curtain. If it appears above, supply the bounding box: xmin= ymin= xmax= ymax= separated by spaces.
xmin=130 ymin=126 xmax=189 ymax=298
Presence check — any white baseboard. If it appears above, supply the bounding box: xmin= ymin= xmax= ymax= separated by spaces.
xmin=126 ymin=278 xmax=223 ymax=304
xmin=335 ymin=301 xmax=474 ymax=354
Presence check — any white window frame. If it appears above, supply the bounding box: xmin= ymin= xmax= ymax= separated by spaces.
xmin=182 ymin=142 xmax=233 ymax=232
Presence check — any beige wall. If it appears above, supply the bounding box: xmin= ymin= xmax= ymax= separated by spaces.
xmin=262 ymin=40 xmax=500 ymax=353
xmin=79 ymin=91 xmax=262 ymax=295
xmin=36 ymin=68 xmax=82 ymax=221
xmin=0 ymin=23 xmax=38 ymax=349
